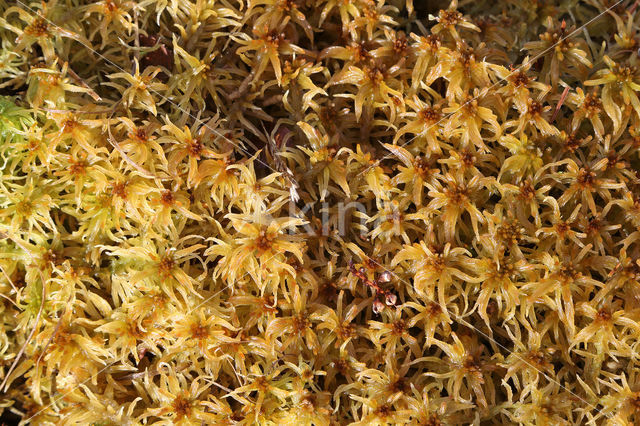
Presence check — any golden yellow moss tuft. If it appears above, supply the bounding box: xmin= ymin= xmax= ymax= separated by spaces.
xmin=1 ymin=0 xmax=640 ymax=424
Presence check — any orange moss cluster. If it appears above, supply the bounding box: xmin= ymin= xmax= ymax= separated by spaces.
xmin=1 ymin=0 xmax=640 ymax=424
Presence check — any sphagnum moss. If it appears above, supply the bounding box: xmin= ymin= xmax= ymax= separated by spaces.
xmin=1 ymin=0 xmax=640 ymax=424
